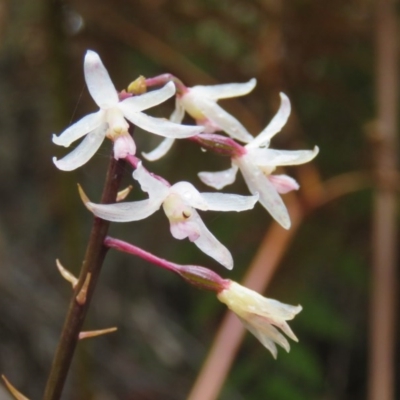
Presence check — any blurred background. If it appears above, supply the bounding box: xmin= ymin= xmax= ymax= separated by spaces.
xmin=0 ymin=0 xmax=398 ymax=399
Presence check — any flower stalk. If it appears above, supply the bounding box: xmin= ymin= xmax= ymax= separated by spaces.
xmin=43 ymin=152 xmax=126 ymax=400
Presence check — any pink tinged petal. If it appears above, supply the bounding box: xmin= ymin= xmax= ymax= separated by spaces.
xmin=199 ymin=192 xmax=258 ymax=212
xmin=198 ymin=99 xmax=254 ymax=143
xmin=190 ymin=210 xmax=233 ymax=269
xmin=142 ymin=137 xmax=175 ymax=161
xmin=84 ymin=50 xmax=119 ymax=108
xmin=170 ymin=219 xmax=201 ymax=241
xmin=119 ymin=82 xmax=176 ymax=112
xmin=85 ymin=198 xmax=163 ymax=222
xmin=113 ymin=134 xmax=136 ymax=159
xmin=52 ymin=111 xmax=103 ymax=147
xmin=247 ymin=92 xmax=291 ymax=149
xmin=132 ymin=162 xmax=170 ymax=198
xmin=198 ymin=165 xmax=239 ymax=190
xmin=190 ymin=78 xmax=256 ymax=100
xmin=53 ymin=124 xmax=107 ymax=171
xmin=235 ymin=155 xmax=291 ymax=229
xmin=119 ymin=108 xmax=204 ymax=138
xmin=256 ymin=146 xmax=319 ymax=167
xmin=268 ymin=174 xmax=299 ymax=194
xmin=169 ymin=182 xmax=208 ymax=210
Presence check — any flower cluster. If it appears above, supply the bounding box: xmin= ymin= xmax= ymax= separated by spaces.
xmin=53 ymin=50 xmax=318 ymax=355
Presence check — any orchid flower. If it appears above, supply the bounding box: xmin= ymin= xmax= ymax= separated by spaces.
xmin=52 ymin=50 xmax=203 ymax=171
xmin=142 ymin=78 xmax=256 ymax=161
xmin=198 ymin=93 xmax=319 ymax=229
xmin=80 ymin=162 xmax=258 ymax=269
xmin=217 ymin=280 xmax=302 ymax=358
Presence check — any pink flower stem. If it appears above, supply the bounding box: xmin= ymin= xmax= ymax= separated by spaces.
xmin=104 ymin=236 xmax=229 ymax=292
xmin=145 ymin=74 xmax=187 ymax=95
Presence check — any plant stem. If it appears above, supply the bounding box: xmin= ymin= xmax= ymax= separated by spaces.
xmin=43 ymin=153 xmax=126 ymax=400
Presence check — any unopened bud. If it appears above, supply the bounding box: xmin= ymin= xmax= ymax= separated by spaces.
xmin=76 ymin=273 xmax=91 ymax=305
xmin=56 ymin=259 xmax=78 ymax=288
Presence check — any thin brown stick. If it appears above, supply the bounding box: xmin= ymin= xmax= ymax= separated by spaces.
xmin=368 ymin=0 xmax=398 ymax=399
xmin=42 ymin=153 xmax=126 ymax=400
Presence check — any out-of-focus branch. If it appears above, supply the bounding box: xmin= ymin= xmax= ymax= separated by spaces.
xmin=368 ymin=1 xmax=398 ymax=399
xmin=187 ymin=168 xmax=374 ymax=400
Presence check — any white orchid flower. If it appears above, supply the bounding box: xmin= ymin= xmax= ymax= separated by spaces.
xmin=198 ymin=93 xmax=319 ymax=229
xmin=217 ymin=281 xmax=302 ymax=358
xmin=52 ymin=50 xmax=203 ymax=171
xmin=81 ymin=162 xmax=258 ymax=269
xmin=142 ymin=78 xmax=256 ymax=161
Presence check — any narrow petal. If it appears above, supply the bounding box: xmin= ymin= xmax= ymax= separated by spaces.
xmin=247 ymin=92 xmax=291 ymax=149
xmin=132 ymin=162 xmax=170 ymax=198
xmin=84 ymin=50 xmax=119 ymax=108
xmin=191 ymin=78 xmax=256 ymax=100
xmin=198 ymin=99 xmax=253 ymax=143
xmin=190 ymin=210 xmax=233 ymax=269
xmin=53 ymin=125 xmax=107 ymax=171
xmin=85 ymin=198 xmax=163 ymax=222
xmin=235 ymin=155 xmax=291 ymax=229
xmin=268 ymin=174 xmax=299 ymax=194
xmin=253 ymin=146 xmax=319 ymax=167
xmin=198 ymin=165 xmax=239 ymax=190
xmin=119 ymin=82 xmax=175 ymax=112
xmin=170 ymin=98 xmax=185 ymax=123
xmin=170 ymin=182 xmax=208 ymax=210
xmin=199 ymin=192 xmax=258 ymax=211
xmin=142 ymin=137 xmax=175 ymax=161
xmin=120 ymin=109 xmax=203 ymax=138
xmin=52 ymin=111 xmax=103 ymax=147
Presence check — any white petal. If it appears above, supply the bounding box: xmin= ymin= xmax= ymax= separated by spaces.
xmin=268 ymin=174 xmax=299 ymax=194
xmin=119 ymin=82 xmax=175 ymax=112
xmin=53 ymin=124 xmax=107 ymax=171
xmin=120 ymin=109 xmax=203 ymax=138
xmin=170 ymin=98 xmax=185 ymax=123
xmin=235 ymin=155 xmax=291 ymax=229
xmin=247 ymin=92 xmax=291 ymax=149
xmin=132 ymin=162 xmax=170 ymax=198
xmin=52 ymin=111 xmax=103 ymax=147
xmin=85 ymin=198 xmax=162 ymax=222
xmin=199 ymin=192 xmax=258 ymax=211
xmin=198 ymin=99 xmax=253 ymax=143
xmin=170 ymin=182 xmax=208 ymax=209
xmin=142 ymin=137 xmax=175 ymax=161
xmin=84 ymin=50 xmax=119 ymax=108
xmin=190 ymin=210 xmax=233 ymax=269
xmin=113 ymin=134 xmax=136 ymax=159
xmin=198 ymin=165 xmax=239 ymax=190
xmin=191 ymin=78 xmax=256 ymax=100
xmin=254 ymin=146 xmax=319 ymax=167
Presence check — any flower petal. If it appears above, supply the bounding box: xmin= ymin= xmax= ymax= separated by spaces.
xmin=84 ymin=50 xmax=119 ymax=108
xmin=198 ymin=99 xmax=253 ymax=143
xmin=190 ymin=210 xmax=233 ymax=269
xmin=198 ymin=165 xmax=239 ymax=190
xmin=52 ymin=111 xmax=103 ymax=147
xmin=235 ymin=155 xmax=291 ymax=229
xmin=199 ymin=192 xmax=258 ymax=211
xmin=254 ymin=146 xmax=319 ymax=167
xmin=85 ymin=198 xmax=162 ymax=222
xmin=190 ymin=78 xmax=256 ymax=100
xmin=169 ymin=182 xmax=208 ymax=210
xmin=120 ymin=109 xmax=203 ymax=138
xmin=53 ymin=124 xmax=107 ymax=171
xmin=170 ymin=98 xmax=185 ymax=123
xmin=113 ymin=134 xmax=136 ymax=159
xmin=132 ymin=162 xmax=170 ymax=198
xmin=119 ymin=82 xmax=175 ymax=112
xmin=247 ymin=92 xmax=291 ymax=149
xmin=268 ymin=174 xmax=299 ymax=194
xmin=142 ymin=137 xmax=175 ymax=161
